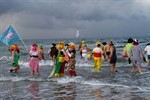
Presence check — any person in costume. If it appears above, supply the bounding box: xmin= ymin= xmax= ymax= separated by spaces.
xmin=125 ymin=38 xmax=133 ymax=64
xmin=9 ymin=44 xmax=20 ymax=73
xmin=80 ymin=44 xmax=91 ymax=63
xmin=64 ymin=44 xmax=69 ymax=51
xmin=66 ymin=42 xmax=76 ymax=77
xmin=92 ymin=42 xmax=103 ymax=72
xmin=79 ymin=40 xmax=89 ymax=59
xmin=29 ymin=44 xmax=39 ymax=76
xmin=63 ymin=44 xmax=70 ymax=63
xmin=49 ymin=43 xmax=58 ymax=65
xmin=38 ymin=44 xmax=44 ymax=61
xmin=144 ymin=42 xmax=150 ymax=67
xmin=129 ymin=39 xmax=145 ymax=74
xmin=107 ymin=41 xmax=117 ymax=73
xmin=54 ymin=42 xmax=65 ymax=77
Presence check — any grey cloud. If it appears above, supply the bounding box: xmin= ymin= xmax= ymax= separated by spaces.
xmin=0 ymin=0 xmax=149 ymax=39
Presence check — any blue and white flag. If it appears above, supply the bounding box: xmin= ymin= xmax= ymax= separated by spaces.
xmin=0 ymin=25 xmax=20 ymax=45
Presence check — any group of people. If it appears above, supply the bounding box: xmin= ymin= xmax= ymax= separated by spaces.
xmin=77 ymin=38 xmax=150 ymax=74
xmin=78 ymin=40 xmax=117 ymax=73
xmin=8 ymin=38 xmax=150 ymax=77
xmin=122 ymin=38 xmax=150 ymax=74
xmin=48 ymin=42 xmax=77 ymax=77
xmin=8 ymin=44 xmax=45 ymax=75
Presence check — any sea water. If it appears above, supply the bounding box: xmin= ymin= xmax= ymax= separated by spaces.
xmin=0 ymin=37 xmax=150 ymax=100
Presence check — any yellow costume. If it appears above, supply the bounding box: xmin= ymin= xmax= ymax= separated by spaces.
xmin=93 ymin=42 xmax=103 ymax=72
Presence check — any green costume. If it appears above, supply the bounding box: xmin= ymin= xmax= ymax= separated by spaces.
xmin=54 ymin=51 xmax=65 ymax=77
xmin=54 ymin=51 xmax=61 ymax=76
xmin=12 ymin=52 xmax=19 ymax=67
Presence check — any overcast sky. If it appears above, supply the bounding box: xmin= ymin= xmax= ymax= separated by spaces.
xmin=0 ymin=0 xmax=149 ymax=39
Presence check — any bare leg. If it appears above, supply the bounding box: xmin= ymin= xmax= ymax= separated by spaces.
xmin=110 ymin=64 xmax=113 ymax=72
xmin=35 ymin=72 xmax=39 ymax=76
xmin=31 ymin=70 xmax=34 ymax=76
xmin=113 ymin=63 xmax=117 ymax=72
xmin=131 ymin=65 xmax=136 ymax=73
xmin=137 ymin=65 xmax=142 ymax=74
xmin=148 ymin=60 xmax=150 ymax=66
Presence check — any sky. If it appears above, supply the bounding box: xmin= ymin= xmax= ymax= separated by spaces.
xmin=0 ymin=0 xmax=149 ymax=39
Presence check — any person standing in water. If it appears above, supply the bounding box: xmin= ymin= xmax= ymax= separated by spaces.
xmin=80 ymin=44 xmax=91 ymax=63
xmin=129 ymin=39 xmax=144 ymax=74
xmin=78 ymin=40 xmax=90 ymax=58
xmin=144 ymin=42 xmax=150 ymax=67
xmin=49 ymin=43 xmax=58 ymax=65
xmin=79 ymin=40 xmax=86 ymax=59
xmin=9 ymin=44 xmax=20 ymax=73
xmin=29 ymin=44 xmax=39 ymax=76
xmin=38 ymin=44 xmax=45 ymax=61
xmin=101 ymin=42 xmax=107 ymax=60
xmin=125 ymin=38 xmax=133 ymax=64
xmin=103 ymin=42 xmax=111 ymax=60
xmin=92 ymin=42 xmax=103 ymax=72
xmin=67 ymin=42 xmax=77 ymax=77
xmin=107 ymin=41 xmax=117 ymax=73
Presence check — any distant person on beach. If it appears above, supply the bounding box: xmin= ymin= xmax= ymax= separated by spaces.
xmin=124 ymin=38 xmax=133 ymax=64
xmin=9 ymin=44 xmax=20 ymax=73
xmin=129 ymin=39 xmax=145 ymax=74
xmin=92 ymin=41 xmax=103 ymax=72
xmin=38 ymin=44 xmax=44 ymax=61
xmin=49 ymin=43 xmax=58 ymax=65
xmin=107 ymin=41 xmax=117 ymax=73
xmin=29 ymin=44 xmax=39 ymax=76
xmin=144 ymin=42 xmax=150 ymax=66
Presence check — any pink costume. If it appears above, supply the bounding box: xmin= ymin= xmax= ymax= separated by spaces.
xmin=29 ymin=46 xmax=39 ymax=73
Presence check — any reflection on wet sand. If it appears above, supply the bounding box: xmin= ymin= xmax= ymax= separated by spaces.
xmin=28 ymin=82 xmax=40 ymax=100
xmin=90 ymin=88 xmax=104 ymax=99
xmin=54 ymin=84 xmax=76 ymax=100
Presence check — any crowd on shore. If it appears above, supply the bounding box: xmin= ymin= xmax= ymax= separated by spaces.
xmin=7 ymin=38 xmax=150 ymax=77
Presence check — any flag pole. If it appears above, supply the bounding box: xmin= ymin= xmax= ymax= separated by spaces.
xmin=11 ymin=25 xmax=28 ymax=52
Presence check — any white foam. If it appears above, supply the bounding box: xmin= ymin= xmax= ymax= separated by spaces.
xmin=0 ymin=76 xmax=26 ymax=82
xmin=55 ymin=76 xmax=84 ymax=84
xmin=55 ymin=76 xmax=130 ymax=89
xmin=0 ymin=56 xmax=11 ymax=61
xmin=76 ymin=63 xmax=93 ymax=67
xmin=0 ymin=76 xmax=44 ymax=82
xmin=130 ymin=86 xmax=150 ymax=92
xmin=82 ymin=79 xmax=130 ymax=88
